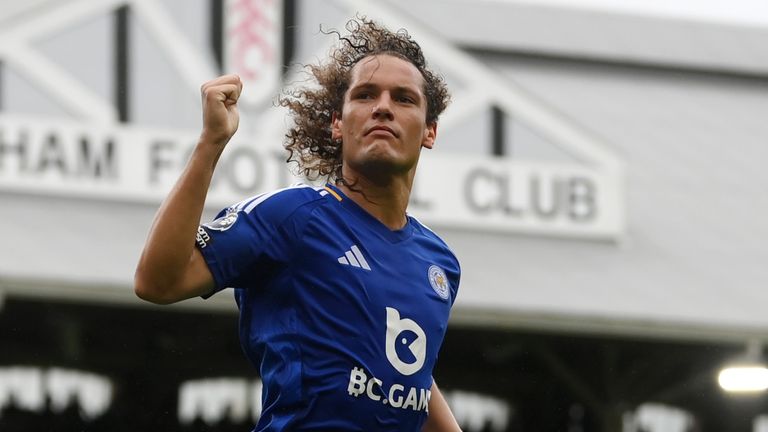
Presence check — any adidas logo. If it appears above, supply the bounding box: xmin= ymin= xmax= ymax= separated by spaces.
xmin=337 ymin=245 xmax=371 ymax=271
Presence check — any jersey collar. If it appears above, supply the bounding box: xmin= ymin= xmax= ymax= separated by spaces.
xmin=325 ymin=183 xmax=414 ymax=243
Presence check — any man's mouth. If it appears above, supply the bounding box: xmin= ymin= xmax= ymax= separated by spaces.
xmin=366 ymin=126 xmax=398 ymax=137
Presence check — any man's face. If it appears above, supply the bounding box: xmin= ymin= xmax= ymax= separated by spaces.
xmin=331 ymin=54 xmax=436 ymax=180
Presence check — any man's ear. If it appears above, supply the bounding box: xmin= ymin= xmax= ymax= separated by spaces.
xmin=331 ymin=111 xmax=342 ymax=141
xmin=422 ymin=122 xmax=437 ymax=149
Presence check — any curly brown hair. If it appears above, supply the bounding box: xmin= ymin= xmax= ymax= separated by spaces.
xmin=279 ymin=17 xmax=450 ymax=182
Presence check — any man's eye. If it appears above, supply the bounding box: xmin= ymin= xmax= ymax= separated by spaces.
xmin=397 ymin=96 xmax=415 ymax=104
xmin=355 ymin=93 xmax=372 ymax=99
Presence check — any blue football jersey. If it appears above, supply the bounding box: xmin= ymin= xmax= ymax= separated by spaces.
xmin=196 ymin=183 xmax=460 ymax=431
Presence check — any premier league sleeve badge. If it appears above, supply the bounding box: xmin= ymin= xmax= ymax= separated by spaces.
xmin=203 ymin=208 xmax=240 ymax=231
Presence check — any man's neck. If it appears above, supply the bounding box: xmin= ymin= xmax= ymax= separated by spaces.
xmin=337 ymin=174 xmax=412 ymax=231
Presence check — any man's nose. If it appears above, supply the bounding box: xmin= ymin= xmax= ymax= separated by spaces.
xmin=372 ymin=94 xmax=394 ymax=120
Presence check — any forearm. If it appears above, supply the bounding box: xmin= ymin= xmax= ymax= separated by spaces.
xmin=423 ymin=381 xmax=461 ymax=432
xmin=134 ymin=143 xmax=220 ymax=302
xmin=135 ymin=75 xmax=242 ymax=303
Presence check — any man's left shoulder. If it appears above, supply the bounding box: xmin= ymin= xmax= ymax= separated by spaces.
xmin=409 ymin=216 xmax=448 ymax=245
xmin=409 ymin=217 xmax=459 ymax=262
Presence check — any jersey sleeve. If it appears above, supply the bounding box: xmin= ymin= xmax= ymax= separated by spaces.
xmin=448 ymin=255 xmax=461 ymax=307
xmin=194 ymin=186 xmax=320 ymax=296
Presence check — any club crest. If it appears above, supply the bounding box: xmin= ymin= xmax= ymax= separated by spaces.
xmin=428 ymin=265 xmax=450 ymax=300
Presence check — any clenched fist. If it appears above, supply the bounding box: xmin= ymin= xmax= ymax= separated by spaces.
xmin=199 ymin=74 xmax=243 ymax=148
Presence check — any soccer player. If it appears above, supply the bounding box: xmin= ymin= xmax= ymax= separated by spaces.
xmin=135 ymin=17 xmax=461 ymax=431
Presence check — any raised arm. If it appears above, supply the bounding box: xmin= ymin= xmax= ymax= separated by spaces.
xmin=134 ymin=75 xmax=242 ymax=304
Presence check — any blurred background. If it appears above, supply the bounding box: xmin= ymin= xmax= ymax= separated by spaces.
xmin=1 ymin=0 xmax=768 ymax=430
